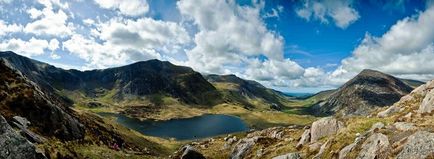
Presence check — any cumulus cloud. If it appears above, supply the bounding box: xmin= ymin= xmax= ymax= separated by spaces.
xmin=331 ymin=5 xmax=434 ymax=82
xmin=63 ymin=17 xmax=190 ymax=69
xmin=24 ymin=7 xmax=74 ymax=37
xmin=295 ymin=0 xmax=360 ymax=29
xmin=0 ymin=20 xmax=22 ymax=36
xmin=0 ymin=38 xmax=50 ymax=56
xmin=94 ymin=0 xmax=149 ymax=17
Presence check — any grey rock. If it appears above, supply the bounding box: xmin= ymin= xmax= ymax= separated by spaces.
xmin=377 ymin=105 xmax=403 ymax=118
xmin=272 ymin=152 xmax=301 ymax=159
xmin=339 ymin=143 xmax=356 ymax=159
xmin=418 ymin=88 xmax=434 ymax=114
xmin=0 ymin=115 xmax=46 ymax=159
xmin=394 ymin=122 xmax=416 ymax=131
xmin=180 ymin=145 xmax=205 ymax=159
xmin=357 ymin=133 xmax=390 ymax=159
xmin=310 ymin=117 xmax=343 ymax=143
xmin=231 ymin=138 xmax=256 ymax=159
xmin=313 ymin=140 xmax=331 ymax=159
xmin=296 ymin=129 xmax=310 ymax=148
xmin=12 ymin=116 xmax=30 ymax=129
xmin=369 ymin=122 xmax=385 ymax=132
xmin=308 ymin=142 xmax=322 ymax=152
xmin=397 ymin=131 xmax=434 ymax=159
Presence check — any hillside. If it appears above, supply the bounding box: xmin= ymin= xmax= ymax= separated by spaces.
xmin=312 ymin=69 xmax=413 ymax=116
xmin=205 ymin=74 xmax=292 ymax=110
xmin=0 ymin=59 xmax=170 ymax=158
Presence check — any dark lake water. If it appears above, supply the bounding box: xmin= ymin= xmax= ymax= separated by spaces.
xmin=98 ymin=113 xmax=249 ymax=140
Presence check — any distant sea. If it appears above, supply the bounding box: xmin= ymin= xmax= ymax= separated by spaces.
xmin=284 ymin=92 xmax=314 ymax=98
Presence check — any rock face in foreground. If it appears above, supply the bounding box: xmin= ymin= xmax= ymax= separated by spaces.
xmin=310 ymin=117 xmax=343 ymax=143
xmin=397 ymin=131 xmax=434 ymax=159
xmin=314 ymin=69 xmax=413 ymax=116
xmin=0 ymin=115 xmax=45 ymax=159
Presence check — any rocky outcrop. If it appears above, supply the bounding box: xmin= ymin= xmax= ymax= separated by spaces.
xmin=296 ymin=129 xmax=310 ymax=148
xmin=310 ymin=117 xmax=343 ymax=143
xmin=272 ymin=152 xmax=301 ymax=159
xmin=179 ymin=145 xmax=206 ymax=159
xmin=397 ymin=131 xmax=434 ymax=159
xmin=0 ymin=115 xmax=46 ymax=159
xmin=339 ymin=143 xmax=356 ymax=159
xmin=314 ymin=69 xmax=413 ymax=116
xmin=393 ymin=122 xmax=416 ymax=131
xmin=357 ymin=133 xmax=390 ymax=159
xmin=231 ymin=138 xmax=257 ymax=159
xmin=418 ymin=88 xmax=434 ymax=114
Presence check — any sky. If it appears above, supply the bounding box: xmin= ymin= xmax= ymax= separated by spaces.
xmin=0 ymin=0 xmax=434 ymax=93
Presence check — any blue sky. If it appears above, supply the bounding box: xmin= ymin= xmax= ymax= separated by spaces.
xmin=0 ymin=0 xmax=434 ymax=93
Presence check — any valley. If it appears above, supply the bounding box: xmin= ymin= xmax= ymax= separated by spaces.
xmin=1 ymin=51 xmax=433 ymax=159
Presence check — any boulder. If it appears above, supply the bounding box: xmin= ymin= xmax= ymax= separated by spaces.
xmin=272 ymin=152 xmax=301 ymax=159
xmin=339 ymin=143 xmax=356 ymax=159
xmin=313 ymin=140 xmax=331 ymax=159
xmin=397 ymin=131 xmax=434 ymax=159
xmin=357 ymin=133 xmax=390 ymax=159
xmin=12 ymin=116 xmax=30 ymax=129
xmin=308 ymin=142 xmax=322 ymax=152
xmin=369 ymin=122 xmax=385 ymax=132
xmin=377 ymin=105 xmax=403 ymax=118
xmin=180 ymin=145 xmax=205 ymax=159
xmin=393 ymin=122 xmax=416 ymax=131
xmin=418 ymin=88 xmax=434 ymax=114
xmin=231 ymin=138 xmax=256 ymax=159
xmin=0 ymin=115 xmax=46 ymax=159
xmin=296 ymin=129 xmax=310 ymax=148
xmin=310 ymin=117 xmax=343 ymax=143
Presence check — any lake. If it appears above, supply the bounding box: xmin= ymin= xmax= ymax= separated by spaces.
xmin=98 ymin=113 xmax=249 ymax=140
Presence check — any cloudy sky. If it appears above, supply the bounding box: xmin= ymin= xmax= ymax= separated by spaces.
xmin=1 ymin=0 xmax=434 ymax=93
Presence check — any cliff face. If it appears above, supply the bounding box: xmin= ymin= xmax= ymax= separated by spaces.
xmin=313 ymin=69 xmax=413 ymax=116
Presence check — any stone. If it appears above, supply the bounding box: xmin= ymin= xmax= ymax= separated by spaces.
xmin=12 ymin=116 xmax=31 ymax=129
xmin=308 ymin=142 xmax=322 ymax=152
xmin=310 ymin=117 xmax=343 ymax=143
xmin=369 ymin=122 xmax=385 ymax=132
xmin=393 ymin=122 xmax=416 ymax=131
xmin=231 ymin=138 xmax=256 ymax=159
xmin=357 ymin=133 xmax=390 ymax=159
xmin=313 ymin=140 xmax=331 ymax=159
xmin=0 ymin=115 xmax=46 ymax=159
xmin=377 ymin=105 xmax=403 ymax=118
xmin=396 ymin=131 xmax=434 ymax=159
xmin=180 ymin=145 xmax=205 ymax=159
xmin=296 ymin=129 xmax=310 ymax=148
xmin=272 ymin=152 xmax=301 ymax=159
xmin=418 ymin=88 xmax=434 ymax=114
xmin=339 ymin=143 xmax=356 ymax=159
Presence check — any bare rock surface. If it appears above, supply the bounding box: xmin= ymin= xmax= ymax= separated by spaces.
xmin=357 ymin=133 xmax=390 ymax=159
xmin=310 ymin=117 xmax=343 ymax=143
xmin=397 ymin=131 xmax=434 ymax=159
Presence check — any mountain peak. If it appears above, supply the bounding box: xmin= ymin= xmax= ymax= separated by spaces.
xmin=314 ymin=69 xmax=413 ymax=116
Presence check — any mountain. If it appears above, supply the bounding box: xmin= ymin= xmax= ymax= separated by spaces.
xmin=205 ymin=74 xmax=291 ymax=109
xmin=312 ymin=69 xmax=413 ymax=116
xmin=0 ymin=51 xmax=221 ymax=106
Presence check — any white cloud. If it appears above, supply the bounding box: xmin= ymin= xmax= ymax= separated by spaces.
xmin=24 ymin=7 xmax=74 ymax=37
xmin=48 ymin=39 xmax=59 ymax=51
xmin=331 ymin=5 xmax=434 ymax=83
xmin=0 ymin=37 xmax=50 ymax=57
xmin=94 ymin=0 xmax=149 ymax=17
xmin=0 ymin=20 xmax=22 ymax=36
xmin=295 ymin=0 xmax=360 ymax=29
xmin=63 ymin=17 xmax=190 ymax=69
xmin=245 ymin=59 xmax=305 ymax=81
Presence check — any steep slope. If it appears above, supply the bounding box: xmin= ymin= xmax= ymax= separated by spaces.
xmin=0 ymin=59 xmax=85 ymax=140
xmin=0 ymin=51 xmax=221 ymax=106
xmin=205 ymin=74 xmax=291 ymax=109
xmin=313 ymin=69 xmax=413 ymax=116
